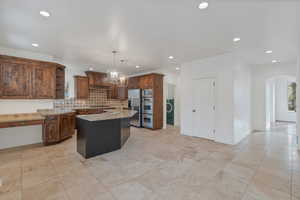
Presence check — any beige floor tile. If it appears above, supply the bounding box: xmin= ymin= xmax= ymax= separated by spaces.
xmin=0 ymin=166 xmax=21 ymax=196
xmin=0 ymin=151 xmax=21 ymax=169
xmin=293 ymin=171 xmax=300 ymax=199
xmin=59 ymin=168 xmax=98 ymax=189
xmin=251 ymin=168 xmax=291 ymax=194
xmin=222 ymin=162 xmax=256 ymax=183
xmin=0 ymin=190 xmax=21 ymax=200
xmin=22 ymin=156 xmax=52 ymax=173
xmin=110 ymin=181 xmax=158 ymax=200
xmin=22 ymin=165 xmax=58 ymax=189
xmin=135 ymin=168 xmax=175 ymax=192
xmin=243 ymin=183 xmax=291 ymax=200
xmin=212 ymin=170 xmax=248 ymax=200
xmin=65 ymin=184 xmax=92 ymax=200
xmin=22 ymin=178 xmax=67 ymax=200
xmin=89 ymin=192 xmax=115 ymax=200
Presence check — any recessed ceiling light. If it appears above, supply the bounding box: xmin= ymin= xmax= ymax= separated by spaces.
xmin=136 ymin=65 xmax=140 ymax=69
xmin=233 ymin=37 xmax=241 ymax=42
xmin=168 ymin=56 xmax=174 ymax=59
xmin=39 ymin=10 xmax=51 ymax=17
xmin=198 ymin=1 xmax=209 ymax=9
xmin=272 ymin=60 xmax=278 ymax=63
xmin=265 ymin=50 xmax=273 ymax=54
xmin=31 ymin=43 xmax=39 ymax=47
xmin=176 ymin=67 xmax=180 ymax=70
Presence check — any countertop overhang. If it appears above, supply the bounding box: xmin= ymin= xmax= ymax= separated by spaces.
xmin=76 ymin=110 xmax=137 ymax=121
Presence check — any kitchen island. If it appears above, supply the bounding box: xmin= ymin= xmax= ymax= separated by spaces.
xmin=76 ymin=110 xmax=136 ymax=158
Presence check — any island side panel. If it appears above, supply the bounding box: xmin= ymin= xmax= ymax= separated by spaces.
xmin=77 ymin=118 xmax=122 ymax=158
xmin=121 ymin=117 xmax=130 ymax=146
xmin=76 ymin=118 xmax=90 ymax=158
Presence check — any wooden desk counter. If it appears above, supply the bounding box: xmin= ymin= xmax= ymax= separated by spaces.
xmin=0 ymin=113 xmax=45 ymax=128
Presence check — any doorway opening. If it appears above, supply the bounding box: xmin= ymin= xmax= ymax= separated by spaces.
xmin=166 ymin=83 xmax=175 ymax=126
xmin=265 ymin=76 xmax=297 ymax=132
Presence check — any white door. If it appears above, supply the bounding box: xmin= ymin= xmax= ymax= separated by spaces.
xmin=192 ymin=78 xmax=215 ymax=140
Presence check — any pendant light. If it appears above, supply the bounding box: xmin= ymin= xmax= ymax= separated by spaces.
xmin=119 ymin=59 xmax=127 ymax=86
xmin=107 ymin=50 xmax=119 ymax=83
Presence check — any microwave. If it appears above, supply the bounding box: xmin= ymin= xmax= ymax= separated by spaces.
xmin=143 ymin=89 xmax=153 ymax=98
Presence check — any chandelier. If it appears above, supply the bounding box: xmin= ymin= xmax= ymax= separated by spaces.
xmin=106 ymin=50 xmax=127 ymax=85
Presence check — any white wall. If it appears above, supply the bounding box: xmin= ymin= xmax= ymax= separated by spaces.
xmin=297 ymin=56 xmax=300 ymax=150
xmin=275 ymin=78 xmax=296 ymax=122
xmin=181 ymin=54 xmax=235 ymax=145
xmin=233 ymin=64 xmax=252 ymax=144
xmin=266 ymin=79 xmax=276 ymax=129
xmin=251 ymin=63 xmax=297 ymax=130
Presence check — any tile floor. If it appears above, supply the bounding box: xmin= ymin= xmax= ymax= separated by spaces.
xmin=0 ymin=125 xmax=299 ymax=200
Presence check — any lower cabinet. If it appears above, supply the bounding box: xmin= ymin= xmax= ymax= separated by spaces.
xmin=43 ymin=116 xmax=60 ymax=144
xmin=43 ymin=113 xmax=75 ymax=145
xmin=60 ymin=113 xmax=75 ymax=140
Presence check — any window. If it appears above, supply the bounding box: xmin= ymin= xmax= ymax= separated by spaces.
xmin=287 ymin=82 xmax=296 ymax=112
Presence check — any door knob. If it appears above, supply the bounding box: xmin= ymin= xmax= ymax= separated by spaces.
xmin=192 ymin=109 xmax=196 ymax=112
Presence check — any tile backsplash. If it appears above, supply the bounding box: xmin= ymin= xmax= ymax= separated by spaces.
xmin=54 ymin=88 xmax=128 ymax=109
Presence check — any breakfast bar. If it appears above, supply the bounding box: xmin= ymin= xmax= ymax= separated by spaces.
xmin=76 ymin=110 xmax=136 ymax=158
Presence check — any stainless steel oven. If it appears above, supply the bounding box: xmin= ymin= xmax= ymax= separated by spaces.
xmin=143 ymin=97 xmax=153 ymax=114
xmin=142 ymin=113 xmax=153 ymax=128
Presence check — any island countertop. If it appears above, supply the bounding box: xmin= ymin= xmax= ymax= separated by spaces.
xmin=76 ymin=110 xmax=137 ymax=121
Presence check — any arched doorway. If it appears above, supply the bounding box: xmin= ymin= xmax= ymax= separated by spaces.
xmin=265 ymin=75 xmax=297 ymax=130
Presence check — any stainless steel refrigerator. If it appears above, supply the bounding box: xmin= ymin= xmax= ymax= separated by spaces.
xmin=128 ymin=89 xmax=153 ymax=128
xmin=128 ymin=89 xmax=142 ymax=127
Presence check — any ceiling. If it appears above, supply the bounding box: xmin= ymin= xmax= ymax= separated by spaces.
xmin=0 ymin=0 xmax=300 ymax=74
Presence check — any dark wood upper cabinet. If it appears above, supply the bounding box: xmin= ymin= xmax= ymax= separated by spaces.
xmin=108 ymin=84 xmax=128 ymax=100
xmin=108 ymin=84 xmax=118 ymax=99
xmin=74 ymin=76 xmax=89 ymax=99
xmin=139 ymin=75 xmax=154 ymax=89
xmin=0 ymin=62 xmax=31 ymax=98
xmin=55 ymin=66 xmax=65 ymax=99
xmin=85 ymin=71 xmax=109 ymax=87
xmin=0 ymin=55 xmax=65 ymax=99
xmin=128 ymin=76 xmax=140 ymax=89
xmin=32 ymin=65 xmax=56 ymax=99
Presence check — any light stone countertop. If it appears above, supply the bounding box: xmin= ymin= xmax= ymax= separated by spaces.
xmin=37 ymin=109 xmax=76 ymax=116
xmin=76 ymin=110 xmax=137 ymax=121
